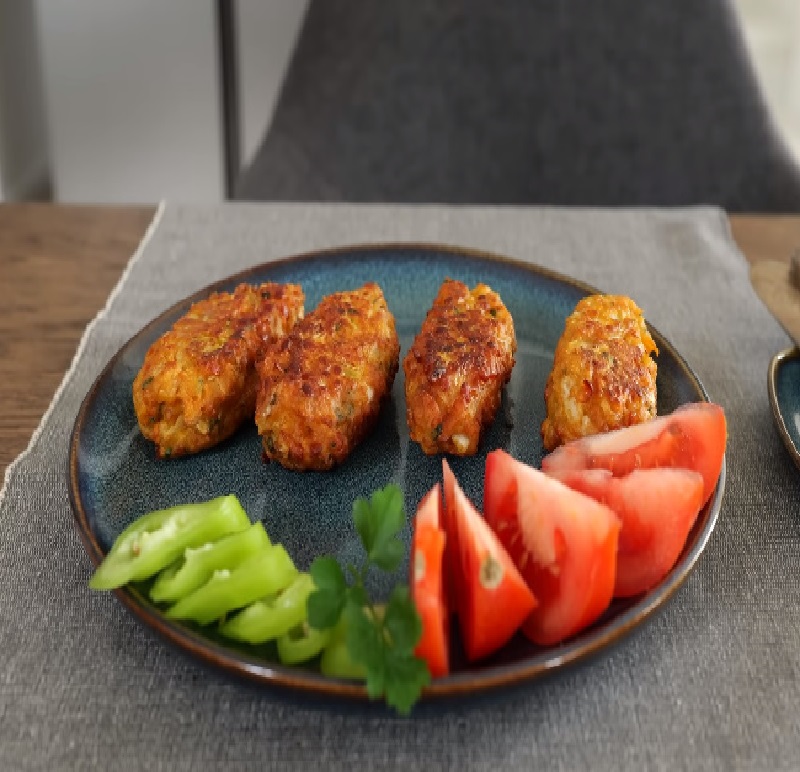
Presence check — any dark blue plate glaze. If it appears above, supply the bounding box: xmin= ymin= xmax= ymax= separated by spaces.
xmin=769 ymin=347 xmax=800 ymax=472
xmin=69 ymin=243 xmax=725 ymax=703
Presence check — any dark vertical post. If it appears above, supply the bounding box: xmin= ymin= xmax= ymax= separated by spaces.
xmin=216 ymin=0 xmax=241 ymax=199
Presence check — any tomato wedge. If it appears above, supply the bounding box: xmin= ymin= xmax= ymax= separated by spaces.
xmin=484 ymin=447 xmax=519 ymax=539
xmin=442 ymin=461 xmax=537 ymax=662
xmin=554 ymin=468 xmax=705 ymax=597
xmin=410 ymin=484 xmax=450 ymax=678
xmin=441 ymin=461 xmax=463 ymax=617
xmin=484 ymin=451 xmax=620 ymax=646
xmin=541 ymin=402 xmax=726 ymax=505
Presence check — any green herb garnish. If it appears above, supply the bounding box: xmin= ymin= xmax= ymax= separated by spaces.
xmin=307 ymin=484 xmax=430 ymax=714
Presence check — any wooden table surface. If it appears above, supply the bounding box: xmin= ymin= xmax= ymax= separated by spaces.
xmin=0 ymin=204 xmax=797 ymax=481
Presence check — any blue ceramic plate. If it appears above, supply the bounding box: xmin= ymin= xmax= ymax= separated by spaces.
xmin=769 ymin=347 xmax=800 ymax=472
xmin=69 ymin=243 xmax=725 ymax=703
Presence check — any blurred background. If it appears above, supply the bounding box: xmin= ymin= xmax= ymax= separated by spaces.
xmin=0 ymin=0 xmax=798 ymax=205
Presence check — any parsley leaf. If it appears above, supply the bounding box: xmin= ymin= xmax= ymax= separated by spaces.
xmin=346 ymin=584 xmax=369 ymax=609
xmin=353 ymin=484 xmax=405 ymax=570
xmin=370 ymin=538 xmax=404 ymax=572
xmin=383 ymin=648 xmax=431 ymax=716
xmin=306 ymin=588 xmax=344 ymax=630
xmin=307 ymin=557 xmax=346 ymax=629
xmin=344 ymin=600 xmax=385 ymax=699
xmin=306 ymin=483 xmax=431 ymax=714
xmin=310 ymin=556 xmax=346 ymax=594
xmin=383 ymin=586 xmax=422 ymax=654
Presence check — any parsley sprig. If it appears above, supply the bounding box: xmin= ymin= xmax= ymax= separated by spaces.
xmin=307 ymin=484 xmax=431 ymax=714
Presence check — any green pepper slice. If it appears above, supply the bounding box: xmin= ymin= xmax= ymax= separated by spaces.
xmin=220 ymin=573 xmax=315 ymax=644
xmin=320 ymin=641 xmax=368 ymax=680
xmin=165 ymin=545 xmax=297 ymax=626
xmin=276 ymin=622 xmax=331 ymax=665
xmin=320 ymin=616 xmax=367 ymax=680
xmin=89 ymin=495 xmax=251 ymax=591
xmin=150 ymin=522 xmax=271 ymax=604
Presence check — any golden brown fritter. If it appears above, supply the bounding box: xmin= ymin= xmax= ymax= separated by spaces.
xmin=132 ymin=282 xmax=304 ymax=458
xmin=403 ymin=279 xmax=516 ymax=456
xmin=255 ymin=282 xmax=400 ymax=471
xmin=541 ymin=294 xmax=658 ymax=452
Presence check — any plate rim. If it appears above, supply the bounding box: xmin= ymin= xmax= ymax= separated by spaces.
xmin=67 ymin=241 xmax=725 ymax=702
xmin=768 ymin=345 xmax=800 ymax=472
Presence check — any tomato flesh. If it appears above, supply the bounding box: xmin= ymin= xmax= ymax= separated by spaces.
xmin=484 ymin=449 xmax=519 ymax=536
xmin=441 ymin=462 xmax=463 ymax=617
xmin=410 ymin=484 xmax=450 ymax=678
xmin=554 ymin=468 xmax=705 ymax=597
xmin=443 ymin=461 xmax=537 ymax=662
xmin=542 ymin=402 xmax=726 ymax=505
xmin=484 ymin=451 xmax=620 ymax=647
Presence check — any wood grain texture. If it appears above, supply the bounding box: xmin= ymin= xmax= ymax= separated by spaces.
xmin=735 ymin=216 xmax=800 ymax=348
xmin=0 ymin=204 xmax=155 ymax=480
xmin=0 ymin=206 xmax=796 ymax=483
xmin=729 ymin=215 xmax=800 ymax=265
xmin=750 ymin=260 xmax=800 ymax=345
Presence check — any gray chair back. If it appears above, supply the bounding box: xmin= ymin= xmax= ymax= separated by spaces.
xmin=236 ymin=0 xmax=800 ymax=211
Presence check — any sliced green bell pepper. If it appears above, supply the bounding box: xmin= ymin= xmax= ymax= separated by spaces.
xmin=150 ymin=522 xmax=271 ymax=604
xmin=320 ymin=641 xmax=368 ymax=680
xmin=320 ymin=616 xmax=367 ymax=680
xmin=89 ymin=495 xmax=251 ymax=591
xmin=276 ymin=622 xmax=331 ymax=665
xmin=165 ymin=544 xmax=297 ymax=626
xmin=220 ymin=572 xmax=315 ymax=644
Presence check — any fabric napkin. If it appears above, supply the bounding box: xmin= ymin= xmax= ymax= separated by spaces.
xmin=0 ymin=203 xmax=795 ymax=771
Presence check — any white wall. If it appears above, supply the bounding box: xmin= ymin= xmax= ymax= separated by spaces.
xmin=36 ymin=0 xmax=224 ymax=203
xmin=734 ymin=0 xmax=800 ymax=160
xmin=0 ymin=0 xmax=50 ymax=201
xmin=33 ymin=0 xmax=307 ymax=203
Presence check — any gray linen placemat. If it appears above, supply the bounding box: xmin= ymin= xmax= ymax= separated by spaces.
xmin=1 ymin=203 xmax=795 ymax=771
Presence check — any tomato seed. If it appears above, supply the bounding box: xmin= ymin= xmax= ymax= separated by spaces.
xmin=480 ymin=555 xmax=504 ymax=590
xmin=414 ymin=550 xmax=426 ymax=582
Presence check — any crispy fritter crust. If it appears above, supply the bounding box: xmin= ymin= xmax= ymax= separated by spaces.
xmin=541 ymin=294 xmax=658 ymax=452
xmin=132 ymin=282 xmax=304 ymax=458
xmin=255 ymin=282 xmax=400 ymax=471
xmin=403 ymin=279 xmax=516 ymax=456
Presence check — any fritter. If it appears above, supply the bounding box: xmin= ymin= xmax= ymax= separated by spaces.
xmin=541 ymin=294 xmax=658 ymax=452
xmin=133 ymin=282 xmax=304 ymax=458
xmin=255 ymin=282 xmax=400 ymax=471
xmin=403 ymin=279 xmax=516 ymax=456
